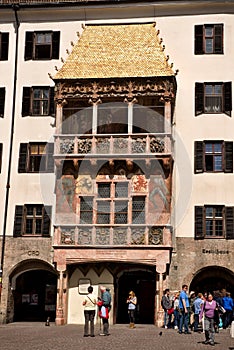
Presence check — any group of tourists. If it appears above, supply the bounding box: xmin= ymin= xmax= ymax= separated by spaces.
xmin=82 ymin=286 xmax=138 ymax=337
xmin=82 ymin=285 xmax=112 ymax=337
xmin=161 ymin=285 xmax=234 ymax=346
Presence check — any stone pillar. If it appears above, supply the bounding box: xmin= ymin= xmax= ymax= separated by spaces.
xmin=55 ymin=99 xmax=67 ymax=134
xmin=55 ymin=268 xmax=67 ymax=325
xmin=155 ymin=264 xmax=166 ymax=327
xmin=92 ymin=101 xmax=97 ymax=134
xmin=128 ymin=100 xmax=133 ymax=134
xmin=164 ymin=99 xmax=172 ymax=153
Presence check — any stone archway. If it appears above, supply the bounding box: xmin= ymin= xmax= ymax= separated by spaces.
xmin=189 ymin=265 xmax=234 ymax=295
xmin=116 ymin=268 xmax=156 ymax=324
xmin=9 ymin=259 xmax=57 ymax=322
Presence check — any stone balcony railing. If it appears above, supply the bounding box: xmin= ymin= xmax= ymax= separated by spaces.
xmin=54 ymin=133 xmax=172 ymax=159
xmin=53 ymin=225 xmax=172 ymax=247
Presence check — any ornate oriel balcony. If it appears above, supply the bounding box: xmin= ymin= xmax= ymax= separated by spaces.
xmin=54 ymin=225 xmax=172 ymax=246
xmin=54 ymin=133 xmax=172 ymax=158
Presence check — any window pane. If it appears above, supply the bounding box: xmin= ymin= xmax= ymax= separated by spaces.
xmin=205 ymin=96 xmax=222 ymax=113
xmin=26 ymin=206 xmax=34 ymax=215
xmin=132 ymin=197 xmax=145 ymax=224
xmin=30 ymin=145 xmax=39 ymax=154
xmin=205 ymin=27 xmax=213 ymax=37
xmin=206 ymin=220 xmax=213 ymax=235
xmin=33 ymin=101 xmax=40 ymax=115
xmin=97 ymin=201 xmax=110 ymax=212
xmin=215 ymin=220 xmax=223 ymax=236
xmin=114 ymin=201 xmax=128 ymax=213
xmin=35 ymin=219 xmax=42 ymax=234
xmin=39 ymin=145 xmax=46 ymax=154
xmin=97 ymin=214 xmax=110 ymax=224
xmin=115 ymin=183 xmax=128 ymax=197
xmin=214 ymin=85 xmax=222 ymax=94
xmin=36 ymin=34 xmax=45 ymax=44
xmin=45 ymin=33 xmax=52 ymax=43
xmin=35 ymin=45 xmax=51 ymax=60
xmin=214 ymin=156 xmax=222 ymax=171
xmin=80 ymin=197 xmax=93 ymax=224
xmin=206 ymin=207 xmax=213 ymax=217
xmin=205 ymin=155 xmax=213 ymax=171
xmin=25 ymin=218 xmax=33 ymax=234
xmin=205 ymin=39 xmax=213 ymax=53
xmin=36 ymin=206 xmax=43 ymax=215
xmin=205 ymin=85 xmax=213 ymax=94
xmin=214 ymin=143 xmax=222 ymax=153
xmin=215 ymin=207 xmax=223 ymax=217
xmin=205 ymin=143 xmax=213 ymax=153
xmin=42 ymin=101 xmax=49 ymax=115
xmin=98 ymin=183 xmax=110 ymax=198
xmin=42 ymin=89 xmax=49 ymax=99
xmin=29 ymin=155 xmax=41 ymax=172
xmin=33 ymin=89 xmax=41 ymax=98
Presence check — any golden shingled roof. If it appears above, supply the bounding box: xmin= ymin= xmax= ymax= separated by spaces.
xmin=54 ymin=23 xmax=175 ymax=80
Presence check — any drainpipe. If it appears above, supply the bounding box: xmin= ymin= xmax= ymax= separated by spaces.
xmin=0 ymin=4 xmax=20 ymax=302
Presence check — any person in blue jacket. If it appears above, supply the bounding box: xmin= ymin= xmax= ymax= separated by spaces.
xmin=222 ymin=292 xmax=234 ymax=329
xmin=178 ymin=284 xmax=191 ymax=334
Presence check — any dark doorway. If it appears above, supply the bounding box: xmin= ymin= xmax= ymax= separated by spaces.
xmin=116 ymin=270 xmax=155 ymax=324
xmin=190 ymin=266 xmax=234 ymax=296
xmin=13 ymin=270 xmax=57 ymax=322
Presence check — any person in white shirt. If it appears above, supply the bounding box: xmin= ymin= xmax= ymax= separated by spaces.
xmin=82 ymin=286 xmax=97 ymax=337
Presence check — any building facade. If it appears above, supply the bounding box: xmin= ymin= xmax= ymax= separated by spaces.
xmin=0 ymin=0 xmax=233 ymax=326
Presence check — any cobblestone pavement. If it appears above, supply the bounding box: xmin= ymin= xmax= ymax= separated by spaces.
xmin=0 ymin=323 xmax=233 ymax=350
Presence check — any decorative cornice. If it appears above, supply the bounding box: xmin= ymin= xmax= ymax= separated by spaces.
xmin=55 ymin=77 xmax=176 ymax=102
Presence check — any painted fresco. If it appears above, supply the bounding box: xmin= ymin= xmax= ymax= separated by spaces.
xmin=56 ymin=175 xmax=75 ymax=213
xmin=75 ymin=175 xmax=93 ymax=194
xmin=148 ymin=175 xmax=170 ymax=225
xmin=131 ymin=175 xmax=148 ymax=193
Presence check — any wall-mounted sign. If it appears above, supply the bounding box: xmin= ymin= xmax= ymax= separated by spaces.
xmin=202 ymin=249 xmax=229 ymax=255
xmin=78 ymin=278 xmax=91 ymax=295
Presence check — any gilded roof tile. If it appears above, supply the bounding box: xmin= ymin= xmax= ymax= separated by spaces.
xmin=54 ymin=23 xmax=175 ymax=80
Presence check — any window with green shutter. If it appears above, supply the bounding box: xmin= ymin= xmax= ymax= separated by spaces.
xmin=195 ymin=82 xmax=232 ymax=116
xmin=195 ymin=24 xmax=223 ymax=55
xmin=13 ymin=205 xmax=52 ymax=236
xmin=195 ymin=205 xmax=234 ymax=239
xmin=194 ymin=141 xmax=233 ymax=173
xmin=0 ymin=32 xmax=9 ymax=60
xmin=18 ymin=142 xmax=54 ymax=173
xmin=22 ymin=87 xmax=55 ymax=117
xmin=24 ymin=31 xmax=60 ymax=60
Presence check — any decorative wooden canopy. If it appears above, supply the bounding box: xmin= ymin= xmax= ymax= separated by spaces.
xmin=53 ymin=23 xmax=177 ymax=102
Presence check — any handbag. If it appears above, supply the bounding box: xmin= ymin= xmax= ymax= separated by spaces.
xmin=217 ymin=304 xmax=226 ymax=314
xmin=214 ymin=309 xmax=220 ymax=325
xmin=167 ymin=307 xmax=174 ymax=315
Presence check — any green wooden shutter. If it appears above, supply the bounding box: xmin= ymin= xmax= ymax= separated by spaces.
xmin=195 ymin=83 xmax=204 ymax=116
xmin=195 ymin=206 xmax=205 ymax=239
xmin=46 ymin=143 xmax=54 ymax=173
xmin=22 ymin=87 xmax=31 ymax=116
xmin=13 ymin=205 xmax=24 ymax=237
xmin=224 ymin=142 xmax=233 ymax=173
xmin=214 ymin=24 xmax=223 ymax=54
xmin=0 ymin=143 xmax=2 ymax=173
xmin=42 ymin=206 xmax=52 ymax=236
xmin=18 ymin=143 xmax=28 ymax=173
xmin=0 ymin=87 xmax=5 ymax=117
xmin=24 ymin=32 xmax=33 ymax=60
xmin=225 ymin=206 xmax=234 ymax=239
xmin=194 ymin=25 xmax=203 ymax=55
xmin=52 ymin=31 xmax=60 ymax=59
xmin=224 ymin=82 xmax=232 ymax=116
xmin=49 ymin=87 xmax=55 ymax=116
xmin=1 ymin=32 xmax=9 ymax=60
xmin=194 ymin=141 xmax=204 ymax=173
